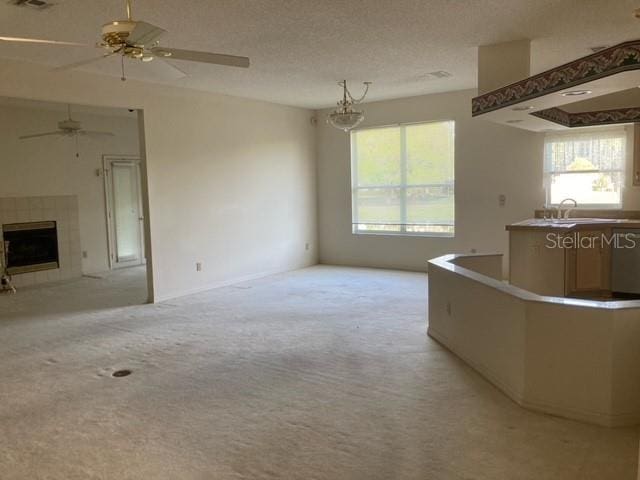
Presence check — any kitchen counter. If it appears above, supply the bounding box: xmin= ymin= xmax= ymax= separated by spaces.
xmin=506 ymin=218 xmax=640 ymax=231
xmin=508 ymin=218 xmax=640 ymax=298
xmin=428 ymin=253 xmax=640 ymax=427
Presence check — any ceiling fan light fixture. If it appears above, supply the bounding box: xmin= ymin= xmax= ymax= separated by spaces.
xmin=101 ymin=20 xmax=137 ymax=47
xmin=327 ymin=80 xmax=371 ymax=132
xmin=153 ymin=49 xmax=172 ymax=58
xmin=4 ymin=0 xmax=251 ymax=75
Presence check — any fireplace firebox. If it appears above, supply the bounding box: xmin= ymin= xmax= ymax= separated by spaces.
xmin=2 ymin=221 xmax=59 ymax=275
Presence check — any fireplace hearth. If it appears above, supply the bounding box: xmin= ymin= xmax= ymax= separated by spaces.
xmin=2 ymin=221 xmax=59 ymax=275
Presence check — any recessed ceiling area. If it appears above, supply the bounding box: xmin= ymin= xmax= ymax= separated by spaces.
xmin=561 ymin=88 xmax=640 ymax=113
xmin=0 ymin=0 xmax=639 ymax=108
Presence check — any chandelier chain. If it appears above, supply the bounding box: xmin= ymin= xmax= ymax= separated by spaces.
xmin=341 ymin=80 xmax=372 ymax=105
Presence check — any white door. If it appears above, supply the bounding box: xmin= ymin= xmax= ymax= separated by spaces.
xmin=105 ymin=157 xmax=145 ymax=269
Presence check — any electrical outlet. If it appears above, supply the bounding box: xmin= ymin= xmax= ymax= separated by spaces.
xmin=82 ymin=251 xmax=88 ymax=259
xmin=470 ymin=248 xmax=477 ymax=254
xmin=498 ymin=194 xmax=506 ymax=207
xmin=305 ymin=243 xmax=310 ymax=251
xmin=196 ymin=262 xmax=202 ymax=272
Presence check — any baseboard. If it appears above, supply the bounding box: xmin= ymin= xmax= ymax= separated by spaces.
xmin=317 ymin=260 xmax=428 ymax=274
xmin=520 ymin=397 xmax=640 ymax=428
xmin=152 ymin=263 xmax=316 ymax=303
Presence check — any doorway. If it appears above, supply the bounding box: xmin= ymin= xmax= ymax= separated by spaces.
xmin=104 ymin=156 xmax=145 ymax=269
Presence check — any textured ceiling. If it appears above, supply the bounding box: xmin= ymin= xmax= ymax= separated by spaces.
xmin=0 ymin=0 xmax=639 ymax=109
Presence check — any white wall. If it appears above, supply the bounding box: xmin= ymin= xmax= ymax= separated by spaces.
xmin=0 ymin=58 xmax=317 ymax=302
xmin=143 ymin=94 xmax=317 ymax=301
xmin=316 ymin=89 xmax=544 ymax=271
xmin=0 ymin=104 xmax=139 ymax=274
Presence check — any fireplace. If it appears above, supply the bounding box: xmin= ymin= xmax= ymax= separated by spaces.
xmin=2 ymin=221 xmax=59 ymax=275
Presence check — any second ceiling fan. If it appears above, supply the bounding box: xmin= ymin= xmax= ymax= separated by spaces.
xmin=0 ymin=0 xmax=250 ymax=79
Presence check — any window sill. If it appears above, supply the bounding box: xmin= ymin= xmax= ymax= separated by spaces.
xmin=547 ymin=204 xmax=622 ymax=209
xmin=352 ymin=230 xmax=455 ymax=238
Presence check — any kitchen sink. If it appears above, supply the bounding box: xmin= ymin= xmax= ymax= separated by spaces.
xmin=549 ymin=218 xmax=617 ymax=224
xmin=512 ymin=218 xmax=633 ymax=229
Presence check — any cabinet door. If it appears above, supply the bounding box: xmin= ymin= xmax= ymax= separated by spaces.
xmin=566 ymin=230 xmax=611 ymax=294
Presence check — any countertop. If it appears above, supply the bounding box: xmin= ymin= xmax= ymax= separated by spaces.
xmin=506 ymin=218 xmax=640 ymax=232
xmin=429 ymin=253 xmax=640 ymax=309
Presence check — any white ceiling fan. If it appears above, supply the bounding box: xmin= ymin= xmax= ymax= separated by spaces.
xmin=19 ymin=104 xmax=115 ymax=157
xmin=0 ymin=0 xmax=250 ymax=80
xmin=19 ymin=104 xmax=115 ymax=140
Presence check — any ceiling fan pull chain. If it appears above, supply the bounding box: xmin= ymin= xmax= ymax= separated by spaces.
xmin=121 ymin=54 xmax=126 ymax=82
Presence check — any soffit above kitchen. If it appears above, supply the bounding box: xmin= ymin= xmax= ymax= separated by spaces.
xmin=473 ymin=38 xmax=640 ymax=132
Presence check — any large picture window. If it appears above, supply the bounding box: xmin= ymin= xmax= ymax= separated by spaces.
xmin=350 ymin=121 xmax=455 ymax=236
xmin=544 ymin=128 xmax=626 ymax=208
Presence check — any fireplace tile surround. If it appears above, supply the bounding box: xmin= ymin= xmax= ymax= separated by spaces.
xmin=0 ymin=196 xmax=81 ymax=288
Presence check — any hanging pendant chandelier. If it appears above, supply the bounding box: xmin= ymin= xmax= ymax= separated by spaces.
xmin=327 ymin=80 xmax=372 ymax=132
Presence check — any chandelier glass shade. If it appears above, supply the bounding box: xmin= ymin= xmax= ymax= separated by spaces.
xmin=327 ymin=80 xmax=371 ymax=132
xmin=327 ymin=108 xmax=365 ymax=132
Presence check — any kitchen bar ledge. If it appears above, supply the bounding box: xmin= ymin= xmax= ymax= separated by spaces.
xmin=427 ymin=253 xmax=640 ymax=427
xmin=506 ymin=218 xmax=640 ymax=232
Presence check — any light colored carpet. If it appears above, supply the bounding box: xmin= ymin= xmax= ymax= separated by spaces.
xmin=0 ymin=265 xmax=637 ymax=480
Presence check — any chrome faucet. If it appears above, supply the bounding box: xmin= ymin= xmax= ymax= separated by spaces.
xmin=558 ymin=198 xmax=578 ymax=219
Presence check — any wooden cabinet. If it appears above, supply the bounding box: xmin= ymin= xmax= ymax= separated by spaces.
xmin=509 ymin=228 xmax=611 ymax=298
xmin=564 ymin=230 xmax=611 ymax=297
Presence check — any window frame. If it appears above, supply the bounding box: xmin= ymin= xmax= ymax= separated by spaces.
xmin=543 ymin=128 xmax=627 ymax=210
xmin=350 ymin=120 xmax=455 ymax=238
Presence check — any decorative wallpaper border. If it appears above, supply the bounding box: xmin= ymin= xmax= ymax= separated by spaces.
xmin=532 ymin=106 xmax=640 ymax=127
xmin=472 ymin=40 xmax=640 ymax=116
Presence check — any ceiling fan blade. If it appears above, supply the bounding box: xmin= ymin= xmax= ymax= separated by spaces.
xmin=150 ymin=47 xmax=250 ymax=68
xmin=78 ymin=130 xmax=115 ymax=137
xmin=0 ymin=36 xmax=89 ymax=47
xmin=19 ymin=131 xmax=63 ymax=140
xmin=53 ymin=52 xmax=117 ymax=72
xmin=154 ymin=58 xmax=188 ymax=79
xmin=128 ymin=21 xmax=166 ymax=46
